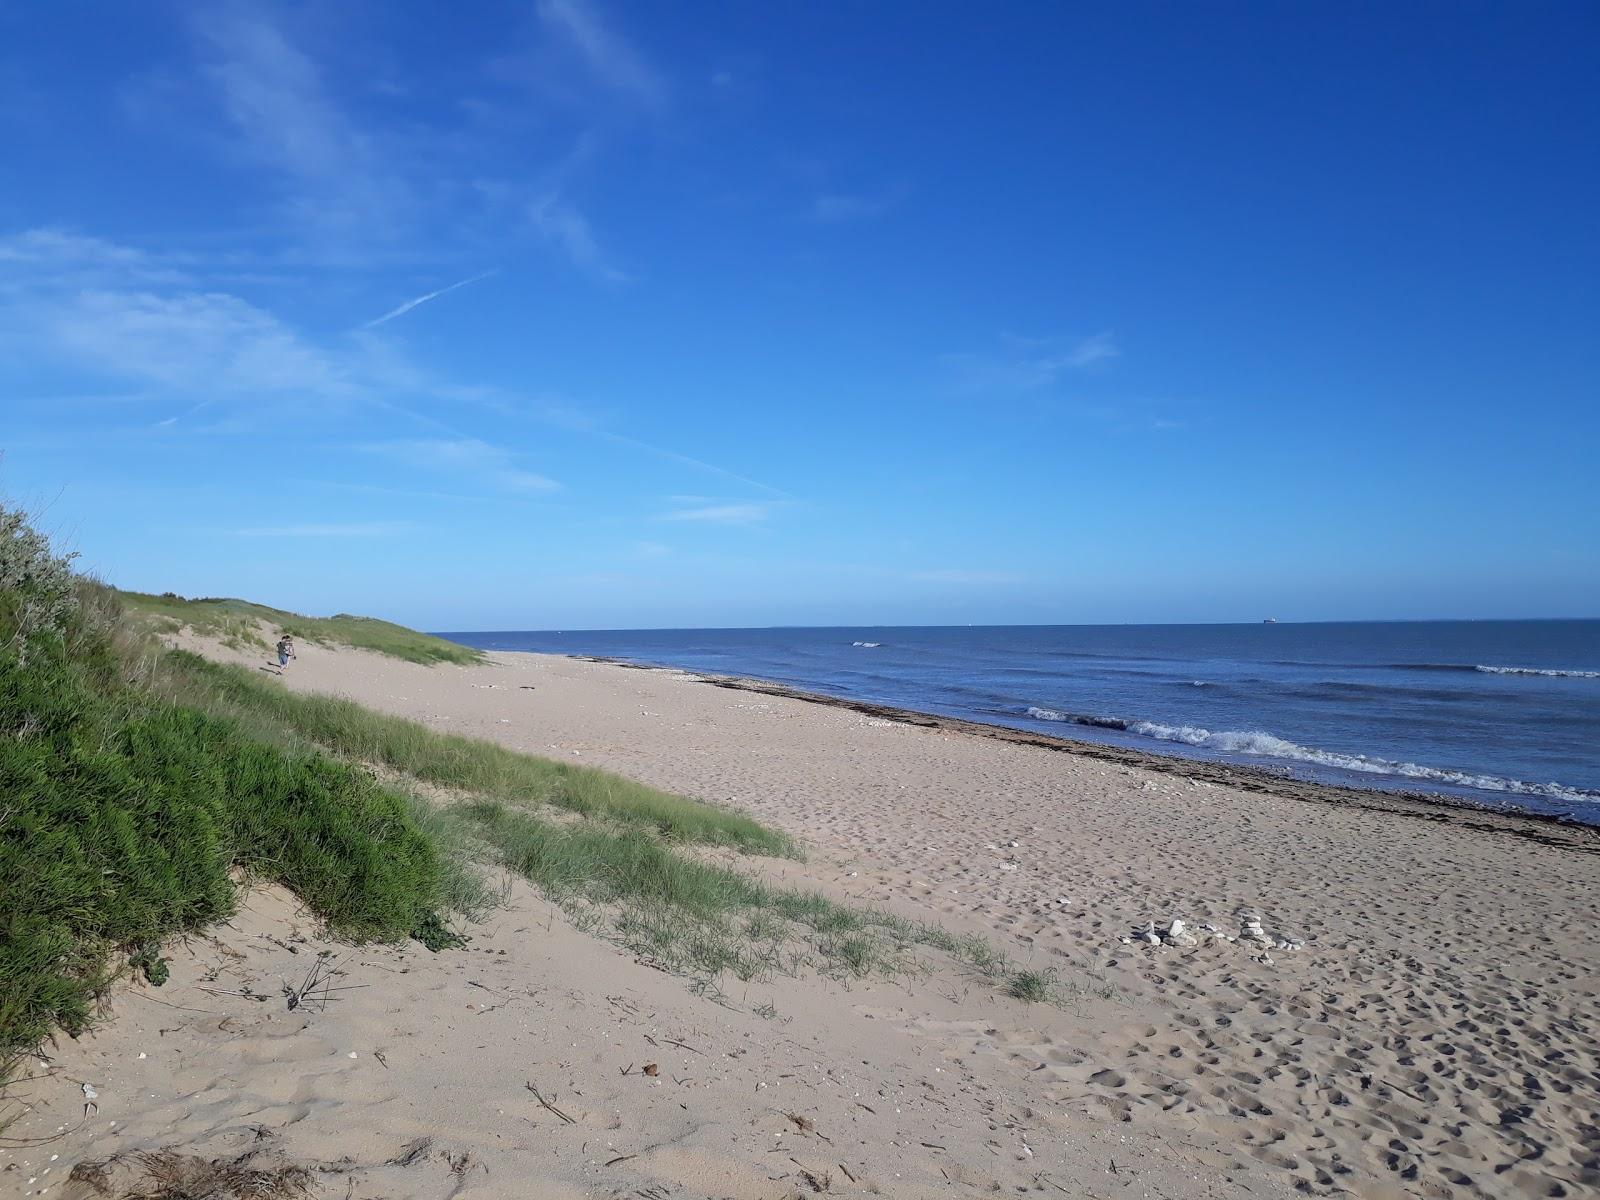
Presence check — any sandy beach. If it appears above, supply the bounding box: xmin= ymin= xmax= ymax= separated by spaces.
xmin=8 ymin=639 xmax=1599 ymax=1200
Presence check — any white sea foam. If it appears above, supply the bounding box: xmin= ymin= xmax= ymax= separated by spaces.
xmin=1023 ymin=706 xmax=1594 ymax=804
xmin=851 ymin=641 xmax=881 ymax=648
xmin=1131 ymin=721 xmax=1596 ymax=803
xmin=1475 ymin=664 xmax=1599 ymax=679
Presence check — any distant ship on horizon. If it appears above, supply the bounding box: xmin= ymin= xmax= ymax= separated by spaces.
xmin=1263 ymin=617 xmax=1279 ymax=624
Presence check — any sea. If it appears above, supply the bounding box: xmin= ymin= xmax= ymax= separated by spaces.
xmin=437 ymin=621 xmax=1600 ymax=825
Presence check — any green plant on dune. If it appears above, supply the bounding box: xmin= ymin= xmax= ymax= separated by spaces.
xmin=120 ymin=591 xmax=483 ymax=666
xmin=446 ymin=800 xmax=1021 ymax=992
xmin=1 ymin=507 xmax=81 ymax=663
xmin=165 ymin=651 xmax=793 ymax=856
xmin=0 ymin=507 xmax=487 ymax=1055
xmin=1007 ymin=968 xmax=1056 ymax=1003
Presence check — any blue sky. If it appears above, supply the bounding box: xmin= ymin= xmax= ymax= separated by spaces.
xmin=3 ymin=2 xmax=1596 ymax=629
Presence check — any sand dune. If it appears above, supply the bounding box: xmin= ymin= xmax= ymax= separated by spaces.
xmin=7 ymin=639 xmax=1598 ymax=1198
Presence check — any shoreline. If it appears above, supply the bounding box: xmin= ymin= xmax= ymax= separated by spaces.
xmin=574 ymin=654 xmax=1600 ymax=854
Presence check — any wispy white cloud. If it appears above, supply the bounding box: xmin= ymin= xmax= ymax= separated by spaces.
xmin=1011 ymin=331 xmax=1118 ymax=367
xmin=44 ymin=288 xmax=357 ymax=399
xmin=0 ymin=228 xmax=194 ymax=286
xmin=192 ymin=5 xmax=414 ymax=240
xmin=535 ymin=0 xmax=665 ymax=108
xmin=1 ymin=224 xmax=765 ymax=510
xmin=812 ymin=189 xmax=904 ymax=223
xmin=659 ymin=502 xmax=773 ymax=525
xmin=531 ymin=406 xmax=791 ymax=498
xmin=305 ymin=479 xmax=506 ymax=504
xmin=364 ymin=438 xmax=560 ymax=494
xmin=600 ymin=430 xmax=791 ymax=496
xmin=183 ymin=5 xmax=652 ymax=285
xmin=943 ymin=332 xmax=1119 ymax=393
xmin=908 ymin=569 xmax=1026 ymax=585
xmin=528 ymin=193 xmax=627 ymax=282
xmin=231 ymin=521 xmax=414 ymax=537
xmin=361 ymin=270 xmax=499 ymax=328
xmin=0 ymin=227 xmax=493 ymax=437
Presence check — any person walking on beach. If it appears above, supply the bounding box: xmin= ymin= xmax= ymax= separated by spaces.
xmin=276 ymin=635 xmax=296 ymax=674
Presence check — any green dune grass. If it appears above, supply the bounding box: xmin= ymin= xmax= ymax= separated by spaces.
xmin=1 ymin=517 xmax=487 ymax=1053
xmin=3 ymin=506 xmax=1055 ymax=1072
xmin=120 ymin=591 xmax=483 ymax=665
xmin=165 ymin=650 xmax=794 ymax=856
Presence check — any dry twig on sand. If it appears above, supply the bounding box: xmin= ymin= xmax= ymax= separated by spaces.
xmin=525 ymin=1080 xmax=575 ymax=1124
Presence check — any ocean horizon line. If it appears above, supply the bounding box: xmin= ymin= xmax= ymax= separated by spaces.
xmin=433 ymin=615 xmax=1600 ymax=636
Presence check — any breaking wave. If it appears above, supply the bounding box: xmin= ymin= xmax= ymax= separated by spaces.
xmin=851 ymin=641 xmax=881 ymax=648
xmin=1386 ymin=662 xmax=1599 ymax=678
xmin=1474 ymin=664 xmax=1599 ymax=679
xmin=1026 ymin=706 xmax=1128 ymax=731
xmin=1022 ymin=707 xmax=1595 ymax=804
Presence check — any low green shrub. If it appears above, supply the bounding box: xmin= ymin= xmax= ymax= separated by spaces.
xmin=0 ymin=507 xmax=469 ymax=1055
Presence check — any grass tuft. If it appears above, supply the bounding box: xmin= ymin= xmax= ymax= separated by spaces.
xmin=1007 ymin=968 xmax=1056 ymax=1003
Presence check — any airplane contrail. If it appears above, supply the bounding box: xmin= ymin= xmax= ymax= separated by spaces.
xmin=361 ymin=269 xmax=498 ymax=328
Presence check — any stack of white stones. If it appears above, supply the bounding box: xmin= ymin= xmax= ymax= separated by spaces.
xmin=1119 ymin=911 xmax=1303 ymax=954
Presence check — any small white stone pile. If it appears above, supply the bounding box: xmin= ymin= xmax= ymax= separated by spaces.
xmin=1121 ymin=910 xmax=1304 ymax=957
xmin=1126 ymin=918 xmax=1196 ymax=948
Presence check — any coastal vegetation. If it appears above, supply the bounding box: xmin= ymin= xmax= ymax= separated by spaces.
xmin=450 ymin=799 xmax=1035 ymax=995
xmin=0 ymin=511 xmax=490 ymax=1056
xmin=120 ymin=591 xmax=483 ymax=666
xmin=2 ymin=507 xmax=1079 ymax=1071
xmin=166 ymin=652 xmax=791 ymax=855
xmin=162 ymin=655 xmax=1067 ymax=999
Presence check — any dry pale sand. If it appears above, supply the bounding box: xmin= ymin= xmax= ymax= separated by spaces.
xmin=7 ymin=637 xmax=1600 ymax=1200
